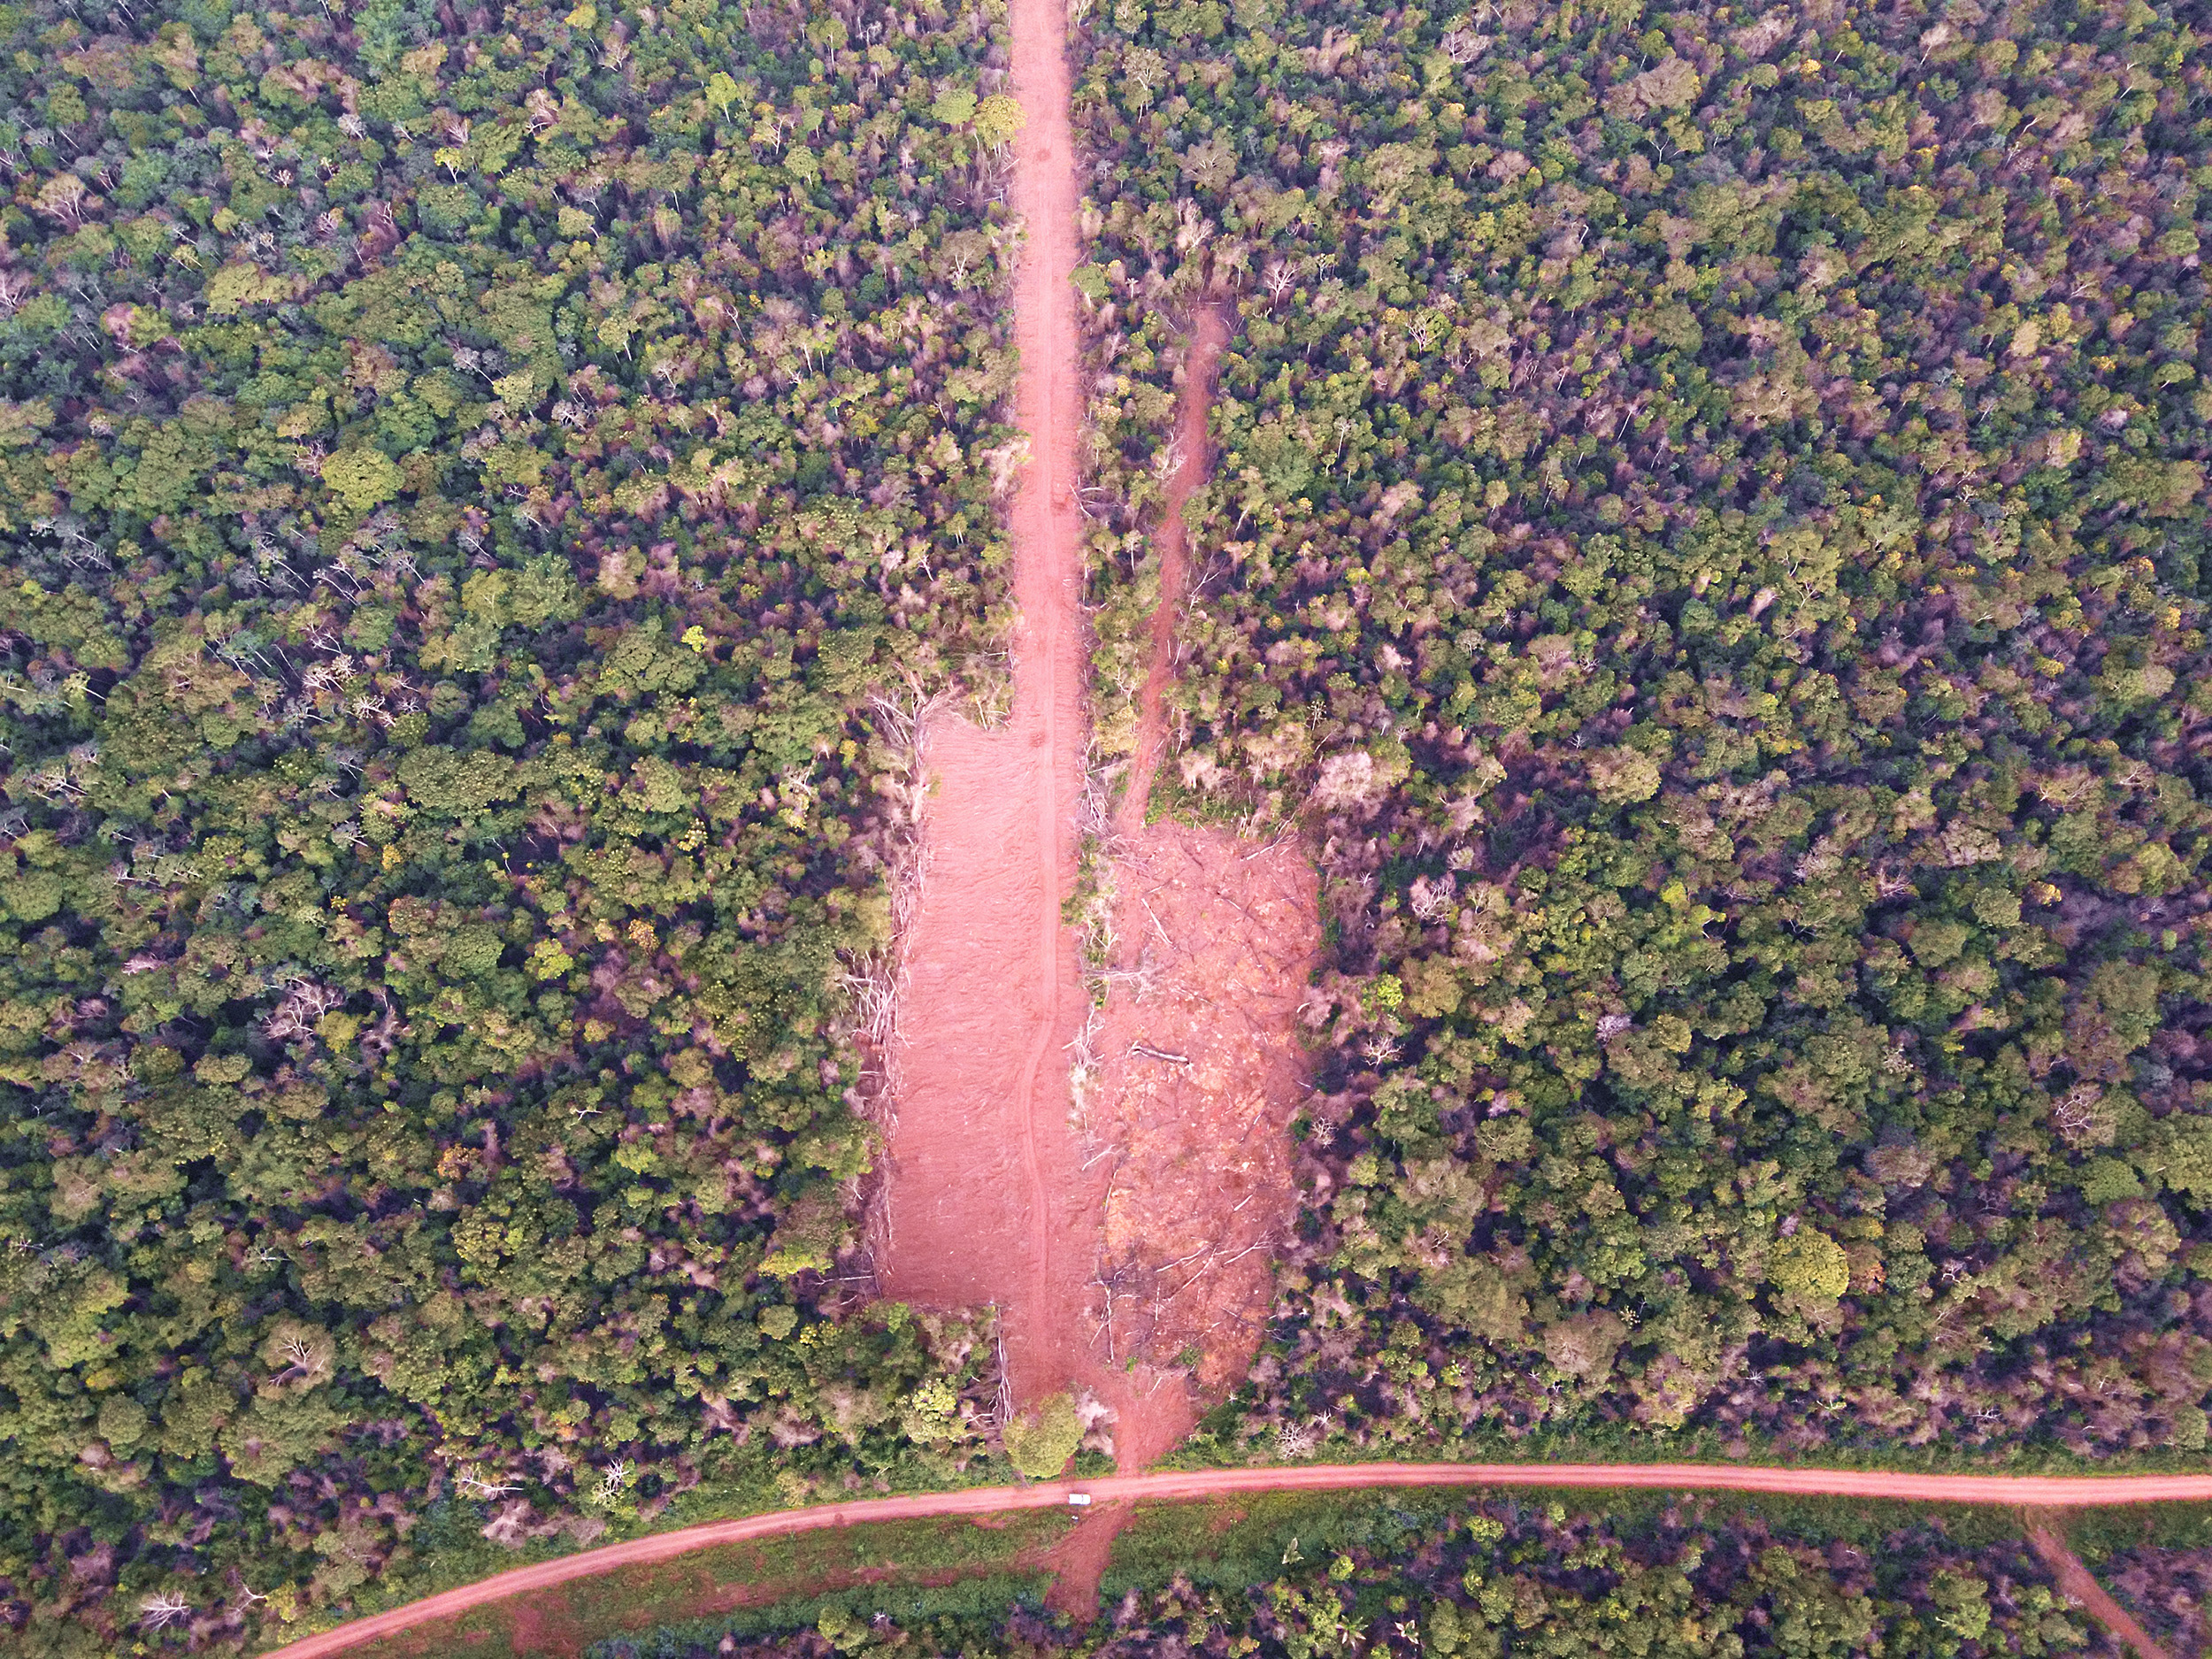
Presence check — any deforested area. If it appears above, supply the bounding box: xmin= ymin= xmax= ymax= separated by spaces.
xmin=0 ymin=0 xmax=1034 ymax=1646
xmin=1068 ymin=0 xmax=2212 ymax=1463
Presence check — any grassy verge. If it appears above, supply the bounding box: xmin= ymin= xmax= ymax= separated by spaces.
xmin=321 ymin=1453 xmax=2212 ymax=1653
xmin=1101 ymin=1482 xmax=2076 ymax=1604
xmin=345 ymin=1510 xmax=1071 ymax=1659
xmin=319 ymin=1479 xmax=2207 ymax=1657
xmin=284 ymin=1456 xmax=1037 ymax=1642
xmin=583 ymin=1571 xmax=1054 ymax=1659
xmin=1101 ymin=1487 xmax=1467 ymax=1600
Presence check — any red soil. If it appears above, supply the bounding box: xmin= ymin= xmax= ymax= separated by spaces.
xmin=2027 ymin=1525 xmax=2177 ymax=1659
xmin=1073 ymin=300 xmax=1318 ymax=1466
xmin=1040 ymin=1498 xmax=1130 ymax=1621
xmin=878 ymin=718 xmax=1087 ymax=1400
xmin=1080 ymin=826 xmax=1318 ymax=1466
xmin=877 ymin=0 xmax=1313 ymax=1480
xmin=1116 ymin=307 xmax=1228 ymax=842
xmin=262 ymin=1467 xmax=2212 ymax=1659
xmin=876 ymin=0 xmax=1093 ymax=1403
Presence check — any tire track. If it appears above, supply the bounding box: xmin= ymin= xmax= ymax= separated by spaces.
xmin=876 ymin=0 xmax=1094 ymax=1402
xmin=1115 ymin=307 xmax=1228 ymax=836
xmin=1002 ymin=0 xmax=1086 ymax=1343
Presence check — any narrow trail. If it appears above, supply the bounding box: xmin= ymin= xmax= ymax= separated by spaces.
xmin=875 ymin=0 xmax=1093 ymax=1402
xmin=2026 ymin=1525 xmax=2177 ymax=1659
xmin=261 ymin=1463 xmax=2212 ymax=1658
xmin=1116 ymin=308 xmax=1228 ymax=838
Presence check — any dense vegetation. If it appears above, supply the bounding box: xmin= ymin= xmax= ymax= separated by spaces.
xmin=0 ymin=0 xmax=1033 ymax=1647
xmin=1071 ymin=0 xmax=2212 ymax=1462
xmin=594 ymin=1493 xmax=2119 ymax=1658
xmin=2070 ymin=1501 xmax=2212 ymax=1655
xmin=2099 ymin=1540 xmax=2212 ymax=1652
xmin=5 ymin=0 xmax=2211 ymax=1641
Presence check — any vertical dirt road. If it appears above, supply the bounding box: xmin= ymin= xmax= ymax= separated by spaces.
xmin=1115 ymin=307 xmax=1228 ymax=840
xmin=881 ymin=0 xmax=1316 ymax=1474
xmin=877 ymin=0 xmax=1092 ymax=1403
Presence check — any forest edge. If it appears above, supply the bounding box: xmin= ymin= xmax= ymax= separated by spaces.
xmin=257 ymin=1459 xmax=2212 ymax=1658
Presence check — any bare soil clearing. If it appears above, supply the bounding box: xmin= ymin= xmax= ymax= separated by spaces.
xmin=1081 ymin=826 xmax=1319 ymax=1465
xmin=876 ymin=0 xmax=1092 ymax=1403
xmin=1070 ymin=299 xmax=1319 ymax=1465
xmin=878 ymin=0 xmax=1315 ymax=1474
xmin=879 ymin=716 xmax=1088 ymax=1400
xmin=263 ymin=1465 xmax=2212 ymax=1658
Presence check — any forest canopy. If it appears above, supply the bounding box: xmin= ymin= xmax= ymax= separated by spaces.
xmin=0 ymin=0 xmax=1032 ymax=1647
xmin=6 ymin=0 xmax=2212 ymax=1645
xmin=1069 ymin=0 xmax=2212 ymax=1469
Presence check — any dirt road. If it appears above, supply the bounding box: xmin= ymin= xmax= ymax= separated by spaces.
xmin=879 ymin=0 xmax=1310 ymax=1473
xmin=261 ymin=1462 xmax=2212 ymax=1658
xmin=2027 ymin=1525 xmax=2177 ymax=1659
xmin=1115 ymin=307 xmax=1228 ymax=839
xmin=877 ymin=0 xmax=1094 ymax=1402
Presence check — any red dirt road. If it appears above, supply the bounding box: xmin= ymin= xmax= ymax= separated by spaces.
xmin=877 ymin=0 xmax=1094 ymax=1402
xmin=879 ymin=0 xmax=1310 ymax=1479
xmin=2027 ymin=1525 xmax=2177 ymax=1659
xmin=262 ymin=1463 xmax=2212 ymax=1658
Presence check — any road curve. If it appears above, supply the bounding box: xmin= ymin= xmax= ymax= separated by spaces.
xmin=261 ymin=1460 xmax=2212 ymax=1657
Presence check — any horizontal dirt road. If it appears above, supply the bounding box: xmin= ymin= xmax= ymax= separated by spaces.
xmin=262 ymin=1460 xmax=2212 ymax=1657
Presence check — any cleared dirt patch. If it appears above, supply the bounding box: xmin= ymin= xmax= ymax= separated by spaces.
xmin=1079 ymin=826 xmax=1319 ymax=1464
xmin=879 ymin=716 xmax=1089 ymax=1401
xmin=1070 ymin=295 xmax=1321 ymax=1464
xmin=878 ymin=0 xmax=1316 ymax=1477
